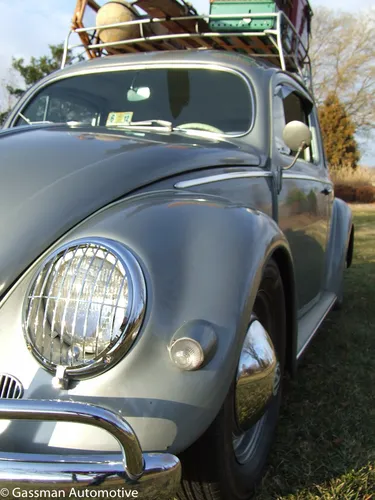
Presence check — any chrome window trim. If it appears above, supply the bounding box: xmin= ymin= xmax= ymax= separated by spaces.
xmin=175 ymin=171 xmax=273 ymax=188
xmin=9 ymin=63 xmax=256 ymax=138
xmin=22 ymin=237 xmax=146 ymax=380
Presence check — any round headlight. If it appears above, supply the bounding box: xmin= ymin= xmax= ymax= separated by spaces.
xmin=24 ymin=239 xmax=146 ymax=378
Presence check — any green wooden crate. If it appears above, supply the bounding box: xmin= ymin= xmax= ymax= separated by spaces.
xmin=209 ymin=1 xmax=278 ymax=31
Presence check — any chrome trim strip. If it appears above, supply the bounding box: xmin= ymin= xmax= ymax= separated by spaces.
xmin=9 ymin=64 xmax=255 ymax=138
xmin=0 ymin=399 xmax=181 ymax=497
xmin=283 ymin=172 xmax=333 ymax=186
xmin=297 ymin=295 xmax=337 ymax=359
xmin=175 ymin=171 xmax=273 ymax=188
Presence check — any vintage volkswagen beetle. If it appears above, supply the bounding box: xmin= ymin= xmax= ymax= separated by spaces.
xmin=0 ymin=49 xmax=353 ymax=499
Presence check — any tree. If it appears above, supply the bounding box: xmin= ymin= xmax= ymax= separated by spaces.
xmin=318 ymin=92 xmax=360 ymax=170
xmin=6 ymin=44 xmax=74 ymax=99
xmin=1 ymin=44 xmax=76 ymax=126
xmin=0 ymin=110 xmax=8 ymax=125
xmin=1 ymin=68 xmax=21 ymax=125
xmin=310 ymin=7 xmax=375 ymax=133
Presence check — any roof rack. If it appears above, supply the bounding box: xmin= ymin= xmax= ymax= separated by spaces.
xmin=63 ymin=1 xmax=312 ymax=89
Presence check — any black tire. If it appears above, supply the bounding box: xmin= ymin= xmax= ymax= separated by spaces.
xmin=177 ymin=259 xmax=286 ymax=500
xmin=334 ymin=227 xmax=353 ymax=311
xmin=333 ymin=264 xmax=345 ymax=311
xmin=333 ymin=288 xmax=344 ymax=311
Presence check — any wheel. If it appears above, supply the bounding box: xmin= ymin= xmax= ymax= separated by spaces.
xmin=333 ymin=281 xmax=344 ymax=310
xmin=333 ymin=226 xmax=354 ymax=311
xmin=333 ymin=261 xmax=346 ymax=311
xmin=177 ymin=259 xmax=286 ymax=500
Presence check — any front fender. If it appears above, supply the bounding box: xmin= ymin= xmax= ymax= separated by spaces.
xmin=0 ymin=190 xmax=291 ymax=455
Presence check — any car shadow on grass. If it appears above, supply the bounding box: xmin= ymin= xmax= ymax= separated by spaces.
xmin=253 ymin=263 xmax=375 ymax=499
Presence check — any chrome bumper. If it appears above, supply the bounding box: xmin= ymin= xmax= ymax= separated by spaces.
xmin=0 ymin=399 xmax=181 ymax=499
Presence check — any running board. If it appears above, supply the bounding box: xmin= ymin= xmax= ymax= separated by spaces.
xmin=297 ymin=292 xmax=336 ymax=359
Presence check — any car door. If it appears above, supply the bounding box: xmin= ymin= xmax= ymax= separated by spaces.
xmin=272 ymin=79 xmax=333 ymax=314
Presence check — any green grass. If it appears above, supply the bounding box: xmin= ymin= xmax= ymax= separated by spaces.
xmin=254 ymin=205 xmax=375 ymax=500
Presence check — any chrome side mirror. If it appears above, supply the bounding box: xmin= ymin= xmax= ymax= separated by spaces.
xmin=282 ymin=121 xmax=312 ymax=170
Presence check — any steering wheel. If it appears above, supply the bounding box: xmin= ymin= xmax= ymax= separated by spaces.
xmin=177 ymin=122 xmax=224 ymax=134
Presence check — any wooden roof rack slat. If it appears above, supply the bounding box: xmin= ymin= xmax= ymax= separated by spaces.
xmin=210 ymin=36 xmax=237 ymax=52
xmin=230 ymin=36 xmax=258 ymax=53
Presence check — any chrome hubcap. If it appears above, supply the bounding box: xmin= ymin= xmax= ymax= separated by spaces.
xmin=273 ymin=361 xmax=281 ymax=396
xmin=233 ymin=316 xmax=279 ymax=464
xmin=234 ymin=317 xmax=277 ymax=433
xmin=232 ymin=413 xmax=266 ymax=464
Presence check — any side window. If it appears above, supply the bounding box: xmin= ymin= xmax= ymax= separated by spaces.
xmin=273 ymin=85 xmax=319 ymax=164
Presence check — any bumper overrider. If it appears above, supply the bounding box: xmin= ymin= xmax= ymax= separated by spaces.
xmin=0 ymin=400 xmax=181 ymax=499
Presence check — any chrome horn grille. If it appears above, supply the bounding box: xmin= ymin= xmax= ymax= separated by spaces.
xmin=0 ymin=374 xmax=23 ymax=399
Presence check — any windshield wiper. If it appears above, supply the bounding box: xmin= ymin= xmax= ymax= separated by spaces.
xmin=109 ymin=120 xmax=173 ymax=131
xmin=108 ymin=120 xmax=222 ymax=136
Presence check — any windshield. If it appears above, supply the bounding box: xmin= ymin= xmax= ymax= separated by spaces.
xmin=14 ymin=68 xmax=253 ymax=135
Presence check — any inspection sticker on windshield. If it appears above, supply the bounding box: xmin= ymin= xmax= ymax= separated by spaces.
xmin=106 ymin=112 xmax=133 ymax=126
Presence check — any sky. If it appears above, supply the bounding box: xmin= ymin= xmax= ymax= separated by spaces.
xmin=0 ymin=0 xmax=373 ymax=161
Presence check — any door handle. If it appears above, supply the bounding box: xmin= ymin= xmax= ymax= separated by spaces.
xmin=321 ymin=186 xmax=333 ymax=196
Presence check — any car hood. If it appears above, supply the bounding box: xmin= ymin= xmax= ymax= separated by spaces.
xmin=0 ymin=125 xmax=261 ymax=295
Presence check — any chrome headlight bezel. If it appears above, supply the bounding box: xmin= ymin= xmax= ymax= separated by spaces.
xmin=23 ymin=238 xmax=146 ymax=379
